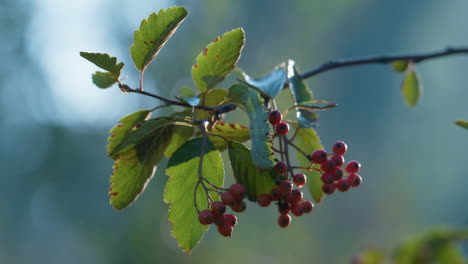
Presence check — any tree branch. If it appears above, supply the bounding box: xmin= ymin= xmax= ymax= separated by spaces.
xmin=301 ymin=46 xmax=468 ymax=79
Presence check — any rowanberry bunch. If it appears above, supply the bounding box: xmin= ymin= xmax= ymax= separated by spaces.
xmin=198 ymin=183 xmax=247 ymax=237
xmin=310 ymin=141 xmax=363 ymax=195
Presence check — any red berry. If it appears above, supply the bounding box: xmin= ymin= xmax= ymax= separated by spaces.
xmin=320 ymin=172 xmax=334 ymax=184
xmin=257 ymin=194 xmax=272 ymax=207
xmin=288 ymin=189 xmax=303 ymax=204
xmin=331 ymin=154 xmax=344 ymax=167
xmin=322 ymin=183 xmax=336 ymax=194
xmin=293 ymin=173 xmax=307 ymax=188
xmin=198 ymin=210 xmax=215 ymax=225
xmin=278 ymin=202 xmax=290 ymax=215
xmin=321 ymin=159 xmax=336 ymax=172
xmin=348 ymin=173 xmax=362 ymax=187
xmin=311 ymin=149 xmax=328 ymax=164
xmin=217 ymin=223 xmax=233 ymax=237
xmin=278 ymin=214 xmax=291 ymax=228
xmin=275 ymin=122 xmax=289 ymax=135
xmin=268 ymin=110 xmax=282 ymax=125
xmin=333 ymin=141 xmax=347 ymax=155
xmin=224 ymin=214 xmax=237 ymax=227
xmin=229 ymin=184 xmax=246 ymax=200
xmin=211 ymin=201 xmax=226 ymax=216
xmin=279 ymin=180 xmax=293 ymax=194
xmin=332 ymin=167 xmax=344 ymax=181
xmin=271 ymin=188 xmax=282 ymax=201
xmin=274 ymin=161 xmax=287 ymax=174
xmin=231 ymin=200 xmax=246 ymax=212
xmin=336 ymin=178 xmax=350 ymax=192
xmin=214 ymin=213 xmax=225 ymax=226
xmin=221 ymin=192 xmax=235 ymax=206
xmin=345 ymin=160 xmax=361 ymax=173
xmin=301 ymin=201 xmax=314 ymax=213
xmin=290 ymin=204 xmax=304 ymax=217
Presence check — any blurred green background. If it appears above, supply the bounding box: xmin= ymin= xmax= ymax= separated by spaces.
xmin=2 ymin=0 xmax=468 ymax=263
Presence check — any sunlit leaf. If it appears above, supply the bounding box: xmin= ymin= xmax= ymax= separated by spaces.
xmin=240 ymin=67 xmax=287 ymax=99
xmin=208 ymin=122 xmax=250 ymax=150
xmin=392 ymin=60 xmax=409 ymax=72
xmin=195 ymin=88 xmax=228 ymax=119
xmin=130 ymin=7 xmax=188 ymax=71
xmin=192 ymin=28 xmax=245 ymax=92
xmin=228 ymin=142 xmax=277 ymax=201
xmin=401 ymin=70 xmax=422 ymax=107
xmin=352 ymin=249 xmax=385 ymax=264
xmin=164 ymin=125 xmax=193 ymax=158
xmin=164 ymin=138 xmax=224 ymax=253
xmin=454 ymin=120 xmax=468 ymax=130
xmin=227 ymin=84 xmax=274 ymax=169
xmin=107 ymin=110 xmax=151 ymax=159
xmin=296 ymin=100 xmax=337 ymax=110
xmin=292 ymin=123 xmax=324 ymax=203
xmin=80 ymin=52 xmax=124 ymax=88
xmin=287 ymin=60 xmax=318 ymax=128
xmin=110 ymin=126 xmax=173 ymax=210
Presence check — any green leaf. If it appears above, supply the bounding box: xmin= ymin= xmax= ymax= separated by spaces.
xmin=454 ymin=120 xmax=468 ymax=130
xmin=240 ymin=67 xmax=287 ymax=99
xmin=110 ymin=117 xmax=182 ymax=156
xmin=293 ymin=124 xmax=324 ymax=203
xmin=165 ymin=125 xmax=194 ymax=158
xmin=353 ymin=249 xmax=385 ymax=264
xmin=164 ymin=138 xmax=224 ymax=253
xmin=130 ymin=7 xmax=188 ymax=71
xmin=401 ymin=70 xmax=422 ymax=107
xmin=392 ymin=60 xmax=409 ymax=72
xmin=107 ymin=110 xmax=151 ymax=159
xmin=296 ymin=100 xmax=337 ymax=110
xmin=208 ymin=122 xmax=250 ymax=150
xmin=80 ymin=52 xmax=124 ymax=88
xmin=192 ymin=28 xmax=245 ymax=92
xmin=110 ymin=126 xmax=173 ymax=210
xmin=227 ymin=84 xmax=274 ymax=169
xmin=228 ymin=142 xmax=277 ymax=201
xmin=195 ymin=88 xmax=228 ymax=119
xmin=287 ymin=60 xmax=318 ymax=128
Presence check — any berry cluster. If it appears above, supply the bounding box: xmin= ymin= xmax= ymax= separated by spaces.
xmin=198 ymin=184 xmax=246 ymax=237
xmin=310 ymin=141 xmax=363 ymax=194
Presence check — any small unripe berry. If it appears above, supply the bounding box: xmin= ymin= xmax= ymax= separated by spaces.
xmin=293 ymin=173 xmax=307 ymax=188
xmin=331 ymin=154 xmax=345 ymax=167
xmin=279 ymin=180 xmax=293 ymax=194
xmin=320 ymin=172 xmax=334 ymax=184
xmin=333 ymin=141 xmax=347 ymax=155
xmin=257 ymin=194 xmax=272 ymax=207
xmin=322 ymin=183 xmax=336 ymax=195
xmin=231 ymin=200 xmax=247 ymax=212
xmin=224 ymin=214 xmax=237 ymax=227
xmin=288 ymin=189 xmax=303 ymax=204
xmin=301 ymin=200 xmax=314 ymax=213
xmin=271 ymin=188 xmax=282 ymax=201
xmin=336 ymin=178 xmax=350 ymax=192
xmin=198 ymin=210 xmax=215 ymax=225
xmin=348 ymin=173 xmax=362 ymax=187
xmin=332 ymin=167 xmax=344 ymax=181
xmin=274 ymin=161 xmax=287 ymax=174
xmin=345 ymin=160 xmax=361 ymax=173
xmin=217 ymin=223 xmax=233 ymax=237
xmin=278 ymin=214 xmax=291 ymax=228
xmin=229 ymin=184 xmax=246 ymax=200
xmin=221 ymin=192 xmax=235 ymax=206
xmin=268 ymin=110 xmax=282 ymax=125
xmin=278 ymin=202 xmax=290 ymax=215
xmin=275 ymin=122 xmax=289 ymax=135
xmin=311 ymin=149 xmax=328 ymax=164
xmin=290 ymin=204 xmax=304 ymax=217
xmin=211 ymin=201 xmax=226 ymax=216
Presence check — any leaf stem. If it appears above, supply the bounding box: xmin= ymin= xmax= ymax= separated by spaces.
xmin=301 ymin=46 xmax=468 ymax=79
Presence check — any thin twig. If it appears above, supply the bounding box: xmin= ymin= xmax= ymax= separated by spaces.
xmin=282 ymin=135 xmax=295 ymax=179
xmin=288 ymin=140 xmax=309 ymax=159
xmin=301 ymin=46 xmax=468 ymax=79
